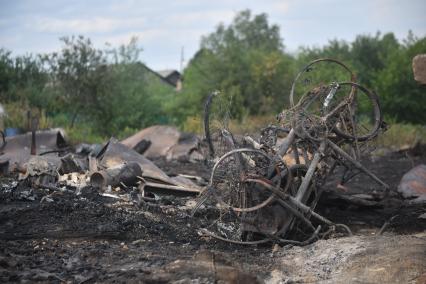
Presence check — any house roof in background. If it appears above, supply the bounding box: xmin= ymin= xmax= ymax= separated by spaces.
xmin=157 ymin=69 xmax=180 ymax=78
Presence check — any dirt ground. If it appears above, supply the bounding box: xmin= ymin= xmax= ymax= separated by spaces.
xmin=0 ymin=148 xmax=425 ymax=283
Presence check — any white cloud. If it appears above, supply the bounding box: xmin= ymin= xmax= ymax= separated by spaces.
xmin=269 ymin=1 xmax=290 ymax=14
xmin=101 ymin=27 xmax=206 ymax=47
xmin=0 ymin=34 xmax=22 ymax=47
xmin=33 ymin=16 xmax=145 ymax=33
xmin=101 ymin=29 xmax=171 ymax=46
xmin=168 ymin=10 xmax=235 ymax=27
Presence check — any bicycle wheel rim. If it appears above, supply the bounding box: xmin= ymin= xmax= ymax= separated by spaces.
xmin=331 ymin=82 xmax=382 ymax=142
xmin=203 ymin=91 xmax=235 ymax=158
xmin=290 ymin=58 xmax=356 ymax=108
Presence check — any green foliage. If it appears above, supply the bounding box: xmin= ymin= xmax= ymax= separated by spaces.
xmin=373 ymin=34 xmax=426 ymax=124
xmin=0 ymin=36 xmax=176 ymax=140
xmin=106 ymin=36 xmax=143 ymax=64
xmin=3 ymin=101 xmax=31 ymax=130
xmin=43 ymin=35 xmax=109 ymax=128
xmin=64 ymin=124 xmax=106 ymax=144
xmin=296 ymin=31 xmax=426 ymax=125
xmin=201 ymin=10 xmax=283 ymax=53
xmin=297 ymin=39 xmax=352 ymax=63
xmin=374 ymin=120 xmax=426 ymax=149
xmin=0 ymin=49 xmax=13 ymax=95
xmin=170 ymin=10 xmax=294 ymax=126
xmin=41 ymin=36 xmax=175 ymax=137
xmin=0 ymin=49 xmax=49 ymax=107
xmin=99 ymin=62 xmax=174 ymax=136
xmin=3 ymin=102 xmax=53 ymax=131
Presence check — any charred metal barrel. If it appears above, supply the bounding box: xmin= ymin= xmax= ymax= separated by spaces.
xmin=90 ymin=161 xmax=142 ymax=188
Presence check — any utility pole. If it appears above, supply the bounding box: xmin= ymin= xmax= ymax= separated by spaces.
xmin=180 ymin=46 xmax=185 ymax=73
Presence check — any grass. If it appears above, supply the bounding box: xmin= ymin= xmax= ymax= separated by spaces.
xmin=228 ymin=114 xmax=278 ymax=135
xmin=184 ymin=112 xmax=426 ymax=150
xmin=4 ymin=102 xmax=424 ymax=150
xmin=64 ymin=125 xmax=106 ymax=145
xmin=232 ymin=116 xmax=426 ymax=150
xmin=375 ymin=122 xmax=426 ymax=149
xmin=180 ymin=114 xmax=278 ymax=138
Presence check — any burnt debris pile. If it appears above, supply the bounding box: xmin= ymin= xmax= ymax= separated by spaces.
xmin=1 ymin=58 xmax=424 ymax=248
xmin=194 ymin=58 xmax=394 ymax=245
xmin=0 ymin=125 xmax=206 ymax=205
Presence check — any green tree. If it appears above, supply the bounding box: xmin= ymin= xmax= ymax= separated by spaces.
xmin=173 ymin=9 xmax=293 ymax=125
xmin=106 ymin=36 xmax=143 ymax=64
xmin=101 ymin=62 xmax=174 ymax=136
xmin=351 ymin=32 xmax=399 ymax=86
xmin=296 ymin=31 xmax=426 ymax=124
xmin=0 ymin=49 xmax=48 ymax=105
xmin=297 ymin=39 xmax=351 ymax=63
xmin=43 ymin=35 xmax=109 ymax=127
xmin=0 ymin=49 xmax=14 ymax=98
xmin=98 ymin=37 xmax=175 ymax=136
xmin=374 ymin=33 xmax=426 ymax=124
xmin=44 ymin=35 xmax=176 ymax=136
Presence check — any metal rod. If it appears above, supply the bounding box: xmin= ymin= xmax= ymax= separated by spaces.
xmin=30 ymin=116 xmax=38 ymax=155
xmin=245 ymin=178 xmax=316 ymax=232
xmin=251 ymin=178 xmax=352 ymax=236
xmin=278 ymin=128 xmax=296 ymax=157
xmin=295 ymin=140 xmax=326 ymax=201
xmin=327 ymin=139 xmax=389 ymax=189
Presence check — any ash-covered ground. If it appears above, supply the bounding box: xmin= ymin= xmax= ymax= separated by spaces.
xmin=0 ymin=148 xmax=425 ymax=283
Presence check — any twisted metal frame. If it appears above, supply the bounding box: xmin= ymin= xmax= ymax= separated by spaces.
xmin=197 ymin=58 xmax=388 ymax=245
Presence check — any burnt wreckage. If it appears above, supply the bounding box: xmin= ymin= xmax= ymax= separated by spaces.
xmin=0 ymin=58 xmax=391 ymax=248
xmin=194 ymin=58 xmax=388 ymax=245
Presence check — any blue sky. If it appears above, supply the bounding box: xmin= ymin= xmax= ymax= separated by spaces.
xmin=0 ymin=0 xmax=425 ymax=70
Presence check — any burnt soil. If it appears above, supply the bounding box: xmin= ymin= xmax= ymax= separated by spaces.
xmin=0 ymin=149 xmax=425 ymax=283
